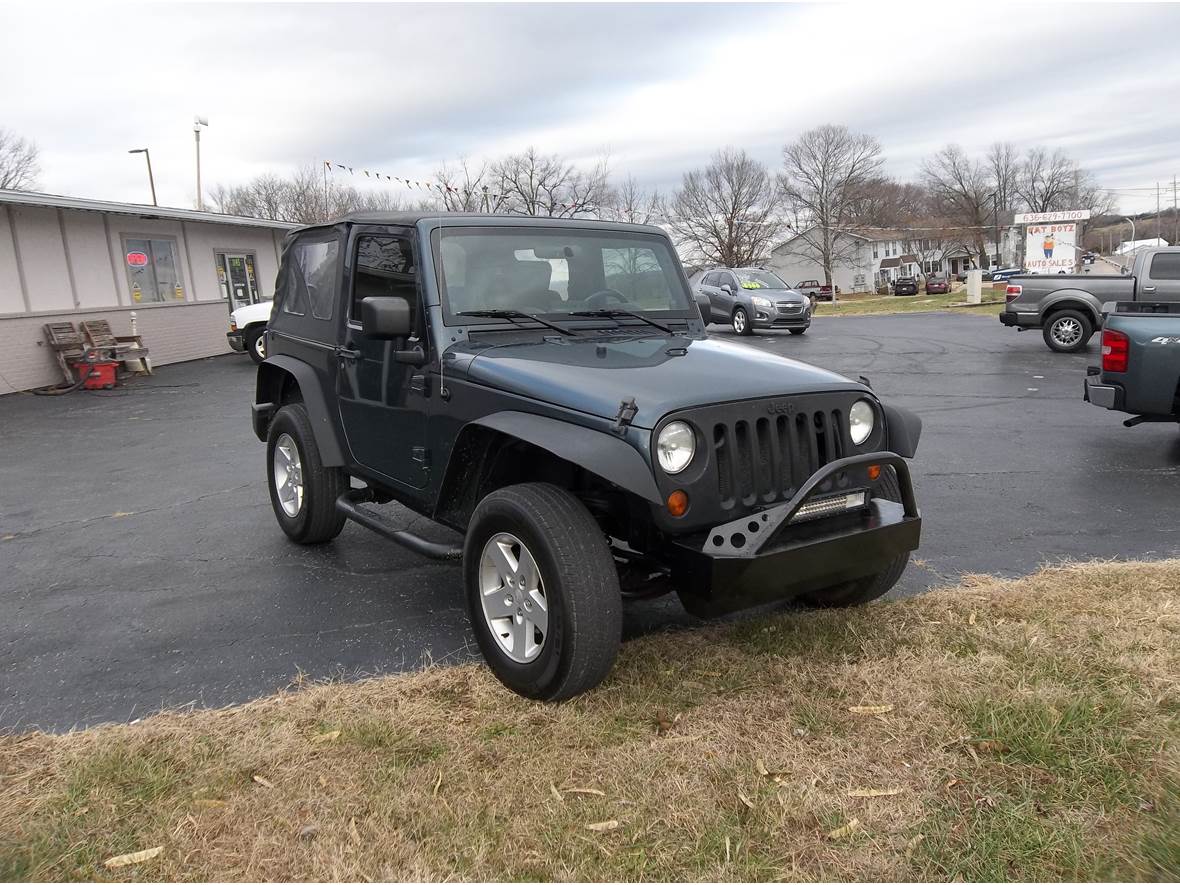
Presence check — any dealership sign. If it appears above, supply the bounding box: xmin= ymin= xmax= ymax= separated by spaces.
xmin=126 ymin=251 xmax=149 ymax=267
xmin=1025 ymin=223 xmax=1078 ymax=274
xmin=1014 ymin=209 xmax=1091 ymax=224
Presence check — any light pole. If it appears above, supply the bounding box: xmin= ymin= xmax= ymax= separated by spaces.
xmin=193 ymin=115 xmax=209 ymax=210
xmin=986 ymin=191 xmax=1001 ymax=268
xmin=127 ymin=148 xmax=156 ymax=206
xmin=1123 ymin=216 xmax=1136 ymax=266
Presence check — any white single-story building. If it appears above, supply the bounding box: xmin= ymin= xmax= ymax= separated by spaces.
xmin=1115 ymin=237 xmax=1169 ymax=255
xmin=0 ymin=189 xmax=296 ymax=394
xmin=766 ymin=223 xmax=1021 ymax=293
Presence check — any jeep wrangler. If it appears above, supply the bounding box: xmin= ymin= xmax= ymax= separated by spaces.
xmin=252 ymin=213 xmax=923 ymax=700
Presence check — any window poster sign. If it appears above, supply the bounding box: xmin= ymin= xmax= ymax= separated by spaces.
xmin=1024 ymin=223 xmax=1078 ymax=274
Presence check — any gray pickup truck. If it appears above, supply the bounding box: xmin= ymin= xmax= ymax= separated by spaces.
xmin=1085 ymin=300 xmax=1180 ymax=426
xmin=999 ymin=247 xmax=1180 ymax=352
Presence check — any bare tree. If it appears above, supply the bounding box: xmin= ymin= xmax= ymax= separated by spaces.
xmin=209 ymin=164 xmax=418 ymax=224
xmin=666 ymin=147 xmax=782 ymax=267
xmin=1015 ymin=147 xmax=1079 ymax=214
xmin=603 ymin=175 xmax=662 ymax=225
xmin=434 ymin=157 xmax=496 ymax=212
xmin=0 ymin=128 xmax=40 ymax=191
xmin=921 ymin=145 xmax=991 ymax=264
xmin=780 ymin=125 xmax=884 ymax=286
xmin=846 ymin=177 xmax=929 ymax=228
xmin=489 ymin=147 xmax=612 ymax=218
xmin=986 ymin=142 xmax=1020 ymax=213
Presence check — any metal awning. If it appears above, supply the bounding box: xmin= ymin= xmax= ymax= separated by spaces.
xmin=878 ymin=257 xmax=901 ymax=268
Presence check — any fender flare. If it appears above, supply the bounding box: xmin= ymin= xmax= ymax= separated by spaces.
xmin=883 ymin=403 xmax=922 ymax=458
xmin=1042 ymin=290 xmax=1102 ymax=325
xmin=254 ymin=355 xmax=347 ymax=466
xmin=446 ymin=411 xmax=663 ymax=505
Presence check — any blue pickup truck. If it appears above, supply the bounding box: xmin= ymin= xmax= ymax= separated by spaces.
xmin=1084 ymin=300 xmax=1180 ymax=427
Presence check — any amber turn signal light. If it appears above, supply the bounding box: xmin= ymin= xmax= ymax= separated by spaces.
xmin=666 ymin=490 xmax=689 ymax=517
xmin=867 ymin=464 xmax=881 ymax=482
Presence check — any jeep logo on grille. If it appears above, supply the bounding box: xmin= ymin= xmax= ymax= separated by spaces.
xmin=766 ymin=400 xmax=796 ymax=416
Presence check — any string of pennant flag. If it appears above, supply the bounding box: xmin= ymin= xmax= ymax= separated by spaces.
xmin=323 ymin=160 xmax=589 ymax=213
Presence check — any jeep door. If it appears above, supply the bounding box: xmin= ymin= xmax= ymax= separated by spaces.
xmin=335 ymin=227 xmax=430 ymax=490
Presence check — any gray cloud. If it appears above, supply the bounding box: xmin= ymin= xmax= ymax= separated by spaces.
xmin=1 ymin=3 xmax=1177 ymax=214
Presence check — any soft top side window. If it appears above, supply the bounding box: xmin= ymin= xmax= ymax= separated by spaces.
xmin=280 ymin=236 xmax=339 ymax=320
xmin=351 ymin=234 xmax=417 ymax=321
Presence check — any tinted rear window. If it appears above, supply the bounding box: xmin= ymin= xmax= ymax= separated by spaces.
xmin=1149 ymin=252 xmax=1180 ymax=280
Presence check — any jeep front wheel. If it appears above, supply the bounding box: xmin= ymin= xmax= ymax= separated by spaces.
xmin=266 ymin=403 xmax=348 ymax=544
xmin=463 ymin=483 xmax=622 ymax=701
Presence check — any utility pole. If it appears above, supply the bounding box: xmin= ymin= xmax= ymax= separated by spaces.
xmin=1165 ymin=176 xmax=1175 ymax=246
xmin=1157 ymin=182 xmax=1162 ymax=246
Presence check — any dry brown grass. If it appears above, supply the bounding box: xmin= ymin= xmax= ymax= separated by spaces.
xmin=2 ymin=560 xmax=1178 ymax=881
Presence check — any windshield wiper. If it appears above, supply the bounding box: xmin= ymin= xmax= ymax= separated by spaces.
xmin=568 ymin=308 xmax=675 ymax=334
xmin=457 ymin=309 xmax=575 ymax=336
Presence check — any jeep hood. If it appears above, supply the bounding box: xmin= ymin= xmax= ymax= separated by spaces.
xmin=460 ymin=335 xmax=864 ymax=428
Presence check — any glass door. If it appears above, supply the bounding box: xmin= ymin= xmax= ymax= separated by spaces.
xmin=216 ymin=252 xmax=260 ymax=312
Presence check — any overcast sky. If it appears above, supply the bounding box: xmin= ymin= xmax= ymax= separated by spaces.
xmin=3 ymin=2 xmax=1179 ymax=215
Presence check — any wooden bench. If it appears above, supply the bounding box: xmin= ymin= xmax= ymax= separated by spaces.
xmin=43 ymin=322 xmax=92 ymax=384
xmin=80 ymin=319 xmax=152 ymax=375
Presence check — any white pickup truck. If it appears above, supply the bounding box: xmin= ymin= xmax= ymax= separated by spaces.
xmin=226 ymin=300 xmax=272 ymax=363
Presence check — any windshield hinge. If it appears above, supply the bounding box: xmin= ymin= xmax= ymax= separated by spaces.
xmin=613 ymin=397 xmax=638 ymax=434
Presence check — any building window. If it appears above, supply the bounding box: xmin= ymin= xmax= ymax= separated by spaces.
xmin=216 ymin=252 xmax=262 ymax=311
xmin=123 ymin=237 xmax=184 ymax=303
xmin=872 ymin=243 xmax=879 ymax=259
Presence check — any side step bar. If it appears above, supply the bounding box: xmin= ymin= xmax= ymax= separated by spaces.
xmin=335 ymin=489 xmax=463 ymax=561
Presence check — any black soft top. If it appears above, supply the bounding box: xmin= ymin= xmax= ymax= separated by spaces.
xmin=290 ymin=211 xmax=668 ymax=239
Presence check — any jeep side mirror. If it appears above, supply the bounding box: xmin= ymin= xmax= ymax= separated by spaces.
xmin=360 ymin=296 xmax=412 ymax=339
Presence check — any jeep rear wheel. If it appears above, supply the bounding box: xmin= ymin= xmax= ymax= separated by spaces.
xmin=463 ymin=483 xmax=621 ymax=701
xmin=800 ymin=466 xmax=908 ymax=608
xmin=266 ymin=403 xmax=348 ymax=544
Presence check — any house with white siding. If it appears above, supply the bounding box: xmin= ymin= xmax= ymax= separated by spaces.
xmin=766 ymin=223 xmax=1020 ymax=293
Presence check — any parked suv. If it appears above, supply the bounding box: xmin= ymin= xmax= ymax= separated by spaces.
xmin=694 ymin=267 xmax=812 ymax=335
xmin=253 ymin=213 xmax=923 ymax=700
xmin=893 ymin=276 xmax=918 ymax=296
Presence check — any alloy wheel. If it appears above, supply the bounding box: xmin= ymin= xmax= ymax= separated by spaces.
xmin=272 ymin=433 xmax=303 ymax=517
xmin=1051 ymin=317 xmax=1082 ymax=348
xmin=733 ymin=309 xmax=746 ymax=334
xmin=478 ymin=532 xmax=548 ymax=663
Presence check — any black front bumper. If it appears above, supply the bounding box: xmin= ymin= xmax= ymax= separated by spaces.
xmin=227 ymin=331 xmax=246 ymax=352
xmin=666 ymin=453 xmax=921 ymax=617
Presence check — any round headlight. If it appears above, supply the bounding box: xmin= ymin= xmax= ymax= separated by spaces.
xmin=849 ymin=399 xmax=875 ymax=445
xmin=656 ymin=421 xmax=695 ymax=474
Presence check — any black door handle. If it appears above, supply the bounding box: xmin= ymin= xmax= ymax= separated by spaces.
xmin=334 ymin=346 xmax=360 ymax=360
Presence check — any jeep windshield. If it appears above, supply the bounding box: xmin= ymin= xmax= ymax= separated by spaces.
xmin=434 ymin=227 xmax=695 ymax=327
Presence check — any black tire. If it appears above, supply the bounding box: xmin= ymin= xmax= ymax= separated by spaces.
xmin=266 ymin=403 xmax=348 ymax=544
xmin=789 ymin=327 xmax=807 ymax=335
xmin=246 ymin=326 xmax=267 ymax=364
xmin=800 ymin=466 xmax=909 ymax=608
xmin=1042 ymin=309 xmax=1093 ymax=353
xmin=732 ymin=306 xmax=753 ymax=336
xmin=463 ymin=482 xmax=622 ymax=701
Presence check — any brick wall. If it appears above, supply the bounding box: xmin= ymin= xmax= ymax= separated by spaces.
xmin=0 ymin=301 xmax=234 ymax=394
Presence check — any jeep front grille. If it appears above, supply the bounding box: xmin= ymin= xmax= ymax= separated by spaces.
xmin=713 ymin=406 xmax=847 ymax=511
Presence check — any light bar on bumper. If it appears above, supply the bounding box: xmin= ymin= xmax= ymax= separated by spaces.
xmin=702 ymin=452 xmax=918 ymax=557
xmin=788 ymin=490 xmax=869 ymax=524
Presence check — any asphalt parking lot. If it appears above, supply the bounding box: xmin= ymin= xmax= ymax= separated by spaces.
xmin=4 ymin=310 xmax=1180 ymax=730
